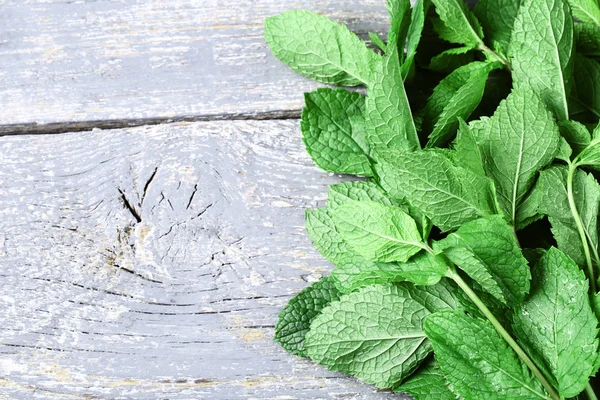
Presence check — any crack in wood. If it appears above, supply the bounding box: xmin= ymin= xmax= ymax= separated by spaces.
xmin=141 ymin=166 xmax=160 ymax=205
xmin=117 ymin=188 xmax=142 ymax=224
xmin=0 ymin=110 xmax=301 ymax=137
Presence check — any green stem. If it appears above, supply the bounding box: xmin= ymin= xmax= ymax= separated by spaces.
xmin=586 ymin=383 xmax=599 ymax=400
xmin=446 ymin=267 xmax=560 ymax=400
xmin=478 ymin=43 xmax=512 ymax=70
xmin=567 ymin=162 xmax=597 ymax=293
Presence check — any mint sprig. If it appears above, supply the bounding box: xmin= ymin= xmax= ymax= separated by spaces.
xmin=266 ymin=0 xmax=600 ymax=398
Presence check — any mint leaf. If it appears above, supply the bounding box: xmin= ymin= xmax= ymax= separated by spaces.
xmin=567 ymin=0 xmax=600 ymax=25
xmin=576 ymin=129 xmax=600 ymax=168
xmin=301 ymin=88 xmax=372 ymax=176
xmin=593 ymin=292 xmax=600 ymax=321
xmin=391 ymin=252 xmax=449 ymax=286
xmin=474 ymin=0 xmax=522 ymax=54
xmin=401 ymin=0 xmax=431 ymax=79
xmin=536 ymin=166 xmax=600 ymax=267
xmin=305 ymin=208 xmax=349 ymax=265
xmin=366 ymin=50 xmax=420 ymax=152
xmin=328 ymin=181 xmax=396 ymax=208
xmin=368 ymin=32 xmax=387 ymax=52
xmin=375 ymin=148 xmax=497 ymax=232
xmin=333 ymin=251 xmax=446 ymax=289
xmin=332 ymin=200 xmax=425 ymax=263
xmin=470 ymin=89 xmax=560 ymax=225
xmin=508 ymin=0 xmax=574 ymax=120
xmin=454 ymin=118 xmax=486 ymax=176
xmin=424 ymin=61 xmax=501 ymax=147
xmin=513 ymin=247 xmax=600 ymax=398
xmin=425 ymin=310 xmax=549 ymax=399
xmin=396 ymin=359 xmax=458 ymax=400
xmin=429 ymin=47 xmax=474 ymax=73
xmin=558 ymin=120 xmax=591 ymax=156
xmin=556 ymin=137 xmax=573 ymax=163
xmin=431 ymin=0 xmax=484 ymax=49
xmin=264 ymin=10 xmax=379 ymax=86
xmin=305 ymin=208 xmax=408 ymax=293
xmin=328 ymin=181 xmax=432 ymax=241
xmin=386 ymin=0 xmax=412 ymax=55
xmin=571 ymin=54 xmax=600 ymax=121
xmin=435 ymin=215 xmax=531 ymax=306
xmin=305 ymin=283 xmax=458 ymax=388
xmin=306 ymin=208 xmax=437 ymax=292
xmin=274 ymin=277 xmax=341 ymax=357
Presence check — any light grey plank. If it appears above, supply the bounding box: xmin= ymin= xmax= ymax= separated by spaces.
xmin=0 ymin=0 xmax=388 ymax=132
xmin=0 ymin=120 xmax=407 ymax=399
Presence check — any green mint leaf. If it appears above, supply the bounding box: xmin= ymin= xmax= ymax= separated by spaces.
xmin=391 ymin=252 xmax=449 ymax=286
xmin=555 ymin=137 xmax=573 ymax=163
xmin=305 ymin=208 xmax=349 ymax=265
xmin=536 ymin=166 xmax=600 ymax=267
xmin=306 ymin=208 xmax=437 ymax=291
xmin=513 ymin=247 xmax=600 ymax=398
xmin=264 ymin=10 xmax=379 ymax=86
xmin=366 ymin=50 xmax=421 ymax=152
xmin=454 ymin=118 xmax=486 ymax=176
xmin=514 ymin=185 xmax=544 ymax=231
xmin=576 ymin=23 xmax=600 ymax=57
xmin=571 ymin=54 xmax=600 ymax=121
xmin=301 ymin=88 xmax=372 ymax=176
xmin=558 ymin=120 xmax=591 ymax=156
xmin=274 ymin=277 xmax=341 ymax=357
xmin=593 ymin=292 xmax=600 ymax=321
xmin=386 ymin=0 xmax=412 ymax=55
xmin=424 ymin=61 xmax=501 ymax=147
xmin=474 ymin=0 xmax=522 ymax=54
xmin=401 ymin=279 xmax=464 ymax=312
xmin=305 ymin=208 xmax=408 ymax=293
xmin=328 ymin=181 xmax=397 ymax=208
xmin=305 ymin=283 xmax=459 ymax=388
xmin=396 ymin=359 xmax=459 ymax=400
xmin=430 ymin=0 xmax=484 ymax=49
xmin=328 ymin=181 xmax=432 ymax=241
xmin=508 ymin=0 xmax=574 ymax=120
xmin=575 ymin=129 xmax=600 ymax=168
xmin=435 ymin=215 xmax=531 ymax=306
xmin=409 ymin=205 xmax=434 ymax=242
xmin=368 ymin=32 xmax=387 ymax=52
xmin=425 ymin=310 xmax=549 ymax=399
xmin=332 ymin=251 xmax=447 ymax=290
xmin=375 ymin=148 xmax=497 ymax=232
xmin=331 ymin=200 xmax=425 ymax=263
xmin=567 ymin=0 xmax=600 ymax=25
xmin=429 ymin=46 xmax=474 ymax=73
xmin=470 ymin=89 xmax=560 ymax=226
xmin=401 ymin=0 xmax=431 ymax=79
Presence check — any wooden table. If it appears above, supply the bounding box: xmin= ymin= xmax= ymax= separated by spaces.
xmin=0 ymin=1 xmax=406 ymax=398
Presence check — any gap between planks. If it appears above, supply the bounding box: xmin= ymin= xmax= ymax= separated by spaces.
xmin=0 ymin=110 xmax=301 ymax=137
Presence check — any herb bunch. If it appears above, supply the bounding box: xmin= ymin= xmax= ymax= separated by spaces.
xmin=264 ymin=0 xmax=600 ymax=398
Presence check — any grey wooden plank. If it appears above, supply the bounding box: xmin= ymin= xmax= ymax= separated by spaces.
xmin=0 ymin=120 xmax=408 ymax=399
xmin=0 ymin=0 xmax=388 ymax=132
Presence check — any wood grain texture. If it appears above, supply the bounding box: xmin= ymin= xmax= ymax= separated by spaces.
xmin=0 ymin=120 xmax=407 ymax=399
xmin=0 ymin=0 xmax=388 ymax=133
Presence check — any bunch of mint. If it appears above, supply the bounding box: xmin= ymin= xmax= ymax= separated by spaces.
xmin=264 ymin=0 xmax=600 ymax=398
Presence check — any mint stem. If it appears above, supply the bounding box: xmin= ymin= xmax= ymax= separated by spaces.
xmin=478 ymin=43 xmax=512 ymax=70
xmin=586 ymin=383 xmax=599 ymax=400
xmin=567 ymin=162 xmax=597 ymax=293
xmin=446 ymin=267 xmax=560 ymax=400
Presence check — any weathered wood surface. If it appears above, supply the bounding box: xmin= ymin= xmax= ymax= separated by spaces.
xmin=0 ymin=0 xmax=388 ymax=134
xmin=0 ymin=120 xmax=406 ymax=399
